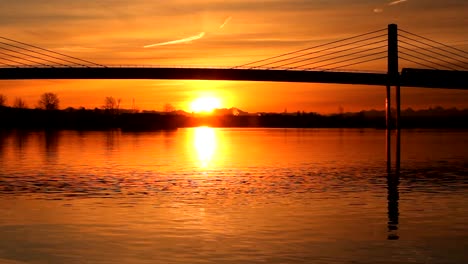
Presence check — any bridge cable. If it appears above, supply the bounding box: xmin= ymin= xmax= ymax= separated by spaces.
xmin=246 ymin=31 xmax=386 ymax=69
xmin=398 ymin=34 xmax=468 ymax=70
xmin=399 ymin=56 xmax=438 ymax=70
xmin=0 ymin=56 xmax=32 ymax=67
xmin=274 ymin=39 xmax=386 ymax=69
xmin=398 ymin=33 xmax=468 ymax=60
xmin=286 ymin=44 xmax=387 ymax=70
xmin=398 ymin=39 xmax=468 ymax=67
xmin=0 ymin=61 xmax=18 ymax=68
xmin=399 ymin=51 xmax=458 ymax=71
xmin=233 ymin=28 xmax=386 ymax=68
xmin=0 ymin=37 xmax=89 ymax=67
xmin=0 ymin=36 xmax=106 ymax=67
xmin=398 ymin=46 xmax=467 ymax=70
xmin=399 ymin=29 xmax=468 ymax=56
xmin=0 ymin=42 xmax=75 ymax=67
xmin=303 ymin=50 xmax=387 ymax=71
xmin=260 ymin=37 xmax=386 ymax=69
xmin=0 ymin=46 xmax=66 ymax=67
xmin=0 ymin=50 xmax=54 ymax=67
xmin=253 ymin=34 xmax=387 ymax=69
xmin=321 ymin=55 xmax=388 ymax=72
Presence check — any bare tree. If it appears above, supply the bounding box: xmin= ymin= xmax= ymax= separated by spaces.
xmin=131 ymin=98 xmax=140 ymax=113
xmin=164 ymin=103 xmax=175 ymax=113
xmin=103 ymin=96 xmax=121 ymax=114
xmin=0 ymin=94 xmax=6 ymax=107
xmin=13 ymin=97 xmax=27 ymax=109
xmin=38 ymin=92 xmax=60 ymax=110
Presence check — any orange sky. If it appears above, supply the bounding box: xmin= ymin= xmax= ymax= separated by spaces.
xmin=0 ymin=0 xmax=467 ymax=113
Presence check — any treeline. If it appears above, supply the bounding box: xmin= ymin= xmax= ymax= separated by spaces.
xmin=0 ymin=107 xmax=182 ymax=130
xmin=0 ymin=106 xmax=467 ymax=130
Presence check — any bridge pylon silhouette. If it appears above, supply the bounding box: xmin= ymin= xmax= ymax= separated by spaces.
xmin=387 ymin=24 xmax=400 ymax=130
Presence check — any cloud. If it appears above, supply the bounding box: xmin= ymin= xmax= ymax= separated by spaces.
xmin=388 ymin=0 xmax=407 ymax=6
xmin=374 ymin=0 xmax=408 ymax=13
xmin=144 ymin=32 xmax=205 ymax=48
xmin=219 ymin=16 xmax=232 ymax=29
xmin=143 ymin=15 xmax=232 ymax=49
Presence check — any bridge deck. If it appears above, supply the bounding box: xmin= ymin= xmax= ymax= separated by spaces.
xmin=400 ymin=68 xmax=468 ymax=89
xmin=0 ymin=67 xmax=466 ymax=89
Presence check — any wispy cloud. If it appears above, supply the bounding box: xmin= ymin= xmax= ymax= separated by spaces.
xmin=388 ymin=0 xmax=407 ymax=6
xmin=144 ymin=16 xmax=232 ymax=48
xmin=374 ymin=0 xmax=408 ymax=13
xmin=144 ymin=32 xmax=205 ymax=48
xmin=219 ymin=16 xmax=232 ymax=29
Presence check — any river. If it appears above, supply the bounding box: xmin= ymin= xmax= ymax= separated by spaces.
xmin=0 ymin=128 xmax=467 ymax=264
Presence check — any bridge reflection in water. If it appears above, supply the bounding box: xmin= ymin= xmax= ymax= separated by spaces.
xmin=386 ymin=129 xmax=401 ymax=240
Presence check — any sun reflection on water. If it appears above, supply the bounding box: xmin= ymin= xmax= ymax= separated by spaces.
xmin=193 ymin=127 xmax=217 ymax=168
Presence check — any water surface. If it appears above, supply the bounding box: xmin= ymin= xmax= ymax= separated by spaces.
xmin=0 ymin=128 xmax=467 ymax=264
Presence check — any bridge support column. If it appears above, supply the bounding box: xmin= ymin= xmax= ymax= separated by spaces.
xmin=387 ymin=23 xmax=399 ymax=131
xmin=396 ymin=84 xmax=401 ymax=130
xmin=395 ymin=84 xmax=401 ymax=171
xmin=396 ymin=127 xmax=401 ymax=172
xmin=386 ymin=84 xmax=391 ymax=130
xmin=386 ymin=128 xmax=391 ymax=173
xmin=386 ymin=83 xmax=391 ymax=172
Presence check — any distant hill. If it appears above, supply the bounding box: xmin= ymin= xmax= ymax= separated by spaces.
xmin=213 ymin=107 xmax=249 ymax=116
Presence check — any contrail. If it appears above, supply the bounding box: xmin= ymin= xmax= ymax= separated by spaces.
xmin=388 ymin=0 xmax=407 ymax=6
xmin=144 ymin=32 xmax=205 ymax=48
xmin=374 ymin=0 xmax=408 ymax=13
xmin=219 ymin=16 xmax=232 ymax=29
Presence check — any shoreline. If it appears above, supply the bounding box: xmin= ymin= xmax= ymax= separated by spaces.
xmin=1 ymin=107 xmax=467 ymax=130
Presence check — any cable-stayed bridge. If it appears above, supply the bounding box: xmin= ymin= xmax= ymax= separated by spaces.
xmin=0 ymin=24 xmax=466 ymax=88
xmin=0 ymin=24 xmax=467 ymax=128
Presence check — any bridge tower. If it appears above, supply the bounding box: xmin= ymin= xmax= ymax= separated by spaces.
xmin=387 ymin=24 xmax=400 ymax=130
xmin=387 ymin=24 xmax=401 ymax=172
xmin=386 ymin=24 xmax=400 ymax=172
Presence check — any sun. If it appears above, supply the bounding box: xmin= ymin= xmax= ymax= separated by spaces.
xmin=190 ymin=97 xmax=221 ymax=113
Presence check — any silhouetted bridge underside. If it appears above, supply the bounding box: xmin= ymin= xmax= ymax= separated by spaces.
xmin=0 ymin=67 xmax=466 ymax=89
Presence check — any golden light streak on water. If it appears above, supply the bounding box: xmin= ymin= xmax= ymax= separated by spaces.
xmin=193 ymin=126 xmax=217 ymax=168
